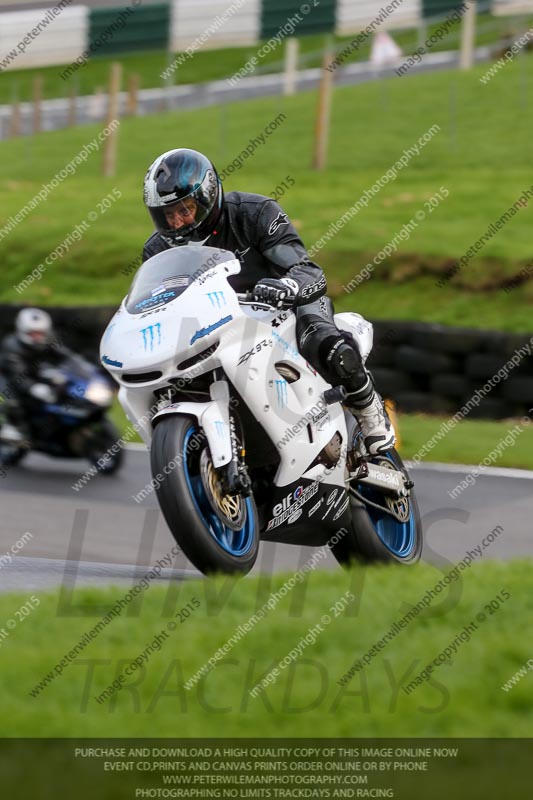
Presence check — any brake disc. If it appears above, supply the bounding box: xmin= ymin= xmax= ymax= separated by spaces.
xmin=199 ymin=448 xmax=246 ymax=531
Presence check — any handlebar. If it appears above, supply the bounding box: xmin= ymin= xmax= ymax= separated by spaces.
xmin=236 ymin=292 xmax=295 ymax=310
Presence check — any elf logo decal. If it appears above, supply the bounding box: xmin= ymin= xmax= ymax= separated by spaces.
xmin=274 ymin=485 xmax=302 ymax=515
xmin=266 ymin=482 xmax=319 ymax=530
xmin=140 ymin=323 xmax=161 ymax=351
xmin=268 ymin=212 xmax=289 ymax=235
xmin=206 ymin=291 xmax=226 ymax=308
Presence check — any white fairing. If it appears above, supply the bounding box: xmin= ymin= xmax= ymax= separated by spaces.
xmin=100 ymin=249 xmax=374 ymax=488
xmin=335 ymin=312 xmax=373 ymax=364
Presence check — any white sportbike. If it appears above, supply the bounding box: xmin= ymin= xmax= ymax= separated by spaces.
xmin=101 ymin=247 xmax=422 ymax=575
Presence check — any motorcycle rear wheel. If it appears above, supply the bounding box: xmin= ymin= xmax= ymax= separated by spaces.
xmin=330 ymin=449 xmax=422 ymax=566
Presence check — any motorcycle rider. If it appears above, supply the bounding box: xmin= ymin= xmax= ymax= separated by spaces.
xmin=142 ymin=148 xmax=395 ymax=455
xmin=0 ymin=308 xmax=71 ymax=441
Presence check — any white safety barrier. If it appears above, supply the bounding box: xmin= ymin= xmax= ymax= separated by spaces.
xmin=335 ymin=0 xmax=422 ymax=36
xmin=492 ymin=0 xmax=533 ymax=15
xmin=170 ymin=0 xmax=261 ymax=52
xmin=0 ymin=6 xmax=88 ymax=71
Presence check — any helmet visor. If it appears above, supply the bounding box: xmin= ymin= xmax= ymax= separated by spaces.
xmin=148 ymin=168 xmax=219 ymax=242
xmin=27 ymin=330 xmax=48 ymax=345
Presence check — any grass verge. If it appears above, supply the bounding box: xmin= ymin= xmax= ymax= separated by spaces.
xmin=2 ymin=48 xmax=533 ymax=328
xmin=398 ymin=413 xmax=533 ymax=469
xmin=2 ymin=560 xmax=531 ymax=736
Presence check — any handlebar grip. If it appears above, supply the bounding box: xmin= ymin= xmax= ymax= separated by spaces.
xmin=237 ymin=292 xmax=295 ymax=310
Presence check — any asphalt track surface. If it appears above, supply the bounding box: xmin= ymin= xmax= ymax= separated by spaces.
xmin=0 ymin=447 xmax=531 ymax=593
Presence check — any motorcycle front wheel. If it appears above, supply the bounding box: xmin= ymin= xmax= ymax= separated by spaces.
xmin=0 ymin=442 xmax=27 ymax=469
xmin=151 ymin=415 xmax=259 ymax=576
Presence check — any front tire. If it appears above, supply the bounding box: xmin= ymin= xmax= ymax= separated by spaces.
xmin=86 ymin=419 xmax=124 ymax=475
xmin=331 ymin=449 xmax=422 ymax=566
xmin=151 ymin=415 xmax=259 ymax=576
xmin=0 ymin=443 xmax=27 ymax=469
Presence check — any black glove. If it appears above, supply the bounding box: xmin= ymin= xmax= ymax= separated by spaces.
xmin=252 ymin=277 xmax=299 ymax=308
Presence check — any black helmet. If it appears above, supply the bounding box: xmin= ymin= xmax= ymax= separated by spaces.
xmin=143 ymin=148 xmax=223 ymax=246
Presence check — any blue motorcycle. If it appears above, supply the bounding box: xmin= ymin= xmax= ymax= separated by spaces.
xmin=0 ymin=355 xmax=123 ymax=474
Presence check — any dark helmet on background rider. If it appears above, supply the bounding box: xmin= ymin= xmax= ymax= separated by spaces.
xmin=143 ymin=148 xmax=224 ymax=246
xmin=15 ymin=308 xmax=53 ymax=349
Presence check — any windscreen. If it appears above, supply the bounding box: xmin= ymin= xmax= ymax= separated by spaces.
xmin=125 ymin=246 xmax=235 ymax=314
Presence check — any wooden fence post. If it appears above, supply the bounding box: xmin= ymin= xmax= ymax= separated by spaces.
xmin=460 ymin=1 xmax=477 ymax=70
xmin=32 ymin=74 xmax=43 ymax=134
xmin=102 ymin=62 xmax=122 ymax=178
xmin=126 ymin=73 xmax=140 ymax=116
xmin=312 ymin=39 xmax=334 ymax=171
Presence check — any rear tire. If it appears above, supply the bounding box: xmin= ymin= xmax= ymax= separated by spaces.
xmin=331 ymin=449 xmax=422 ymax=566
xmin=151 ymin=415 xmax=259 ymax=576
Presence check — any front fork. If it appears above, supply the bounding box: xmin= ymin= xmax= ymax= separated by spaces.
xmin=205 ymin=370 xmax=250 ymax=497
xmin=218 ymin=411 xmax=252 ymax=497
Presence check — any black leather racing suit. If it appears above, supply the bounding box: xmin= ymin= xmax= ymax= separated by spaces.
xmin=0 ymin=334 xmax=71 ymax=425
xmin=142 ymin=191 xmax=371 ymax=401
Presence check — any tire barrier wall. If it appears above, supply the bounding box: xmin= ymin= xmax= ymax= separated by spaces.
xmin=367 ymin=319 xmax=533 ymax=420
xmin=1 ymin=305 xmax=531 ymax=420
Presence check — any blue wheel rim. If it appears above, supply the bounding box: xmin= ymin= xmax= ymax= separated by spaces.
xmin=182 ymin=427 xmax=255 ymax=557
xmin=356 ymin=452 xmax=417 ymax=559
